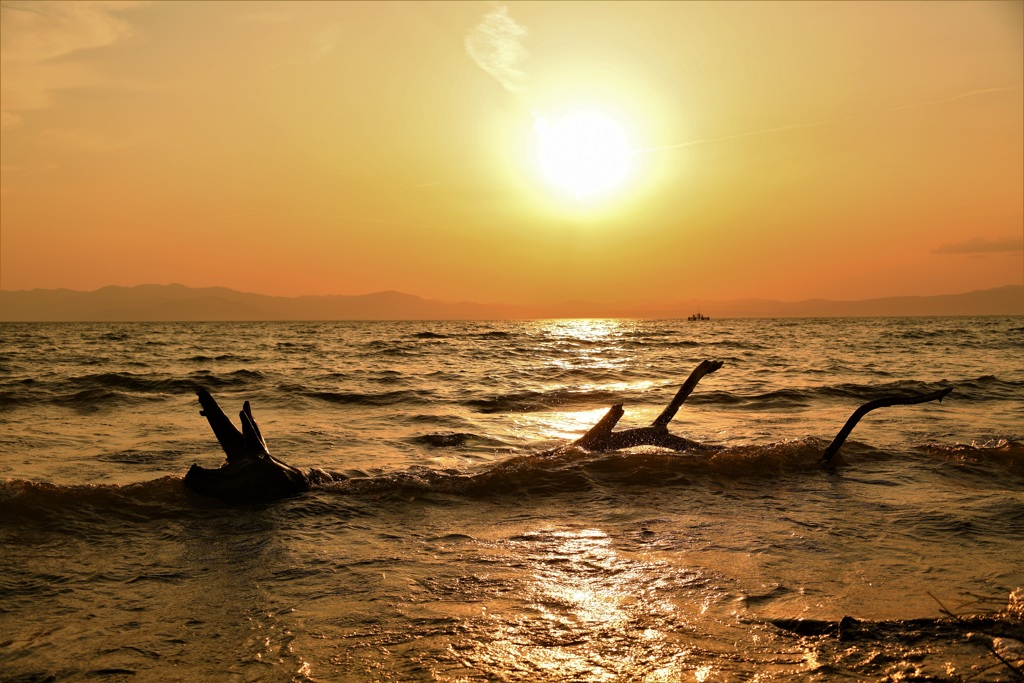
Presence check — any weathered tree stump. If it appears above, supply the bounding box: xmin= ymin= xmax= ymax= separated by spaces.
xmin=184 ymin=389 xmax=310 ymax=503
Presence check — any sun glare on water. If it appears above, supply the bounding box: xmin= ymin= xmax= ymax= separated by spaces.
xmin=534 ymin=110 xmax=633 ymax=200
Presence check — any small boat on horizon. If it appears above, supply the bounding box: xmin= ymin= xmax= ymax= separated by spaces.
xmin=688 ymin=311 xmax=710 ymax=321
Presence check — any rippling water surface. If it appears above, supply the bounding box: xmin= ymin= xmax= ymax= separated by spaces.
xmin=1 ymin=318 xmax=1022 ymax=681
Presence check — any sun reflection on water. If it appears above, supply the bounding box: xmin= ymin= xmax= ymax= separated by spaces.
xmin=516 ymin=406 xmax=629 ymax=442
xmin=469 ymin=526 xmax=703 ymax=680
xmin=541 ymin=319 xmax=623 ymax=342
xmin=693 ymin=664 xmax=715 ymax=682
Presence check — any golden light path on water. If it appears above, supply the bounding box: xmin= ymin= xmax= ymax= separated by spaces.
xmin=520 ymin=407 xmax=616 ymax=443
xmin=461 ymin=528 xmax=713 ymax=681
xmin=545 ymin=318 xmax=623 ymax=342
xmin=446 ymin=319 xmax=805 ymax=680
xmin=510 ymin=319 xmax=657 ymax=441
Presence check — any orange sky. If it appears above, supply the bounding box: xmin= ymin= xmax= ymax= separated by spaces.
xmin=1 ymin=1 xmax=1022 ymax=307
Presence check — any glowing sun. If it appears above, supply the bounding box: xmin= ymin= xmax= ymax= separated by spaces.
xmin=534 ymin=110 xmax=633 ymax=200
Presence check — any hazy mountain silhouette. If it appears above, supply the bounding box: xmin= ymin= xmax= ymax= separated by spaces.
xmin=0 ymin=284 xmax=1020 ymax=321
xmin=0 ymin=285 xmax=532 ymax=321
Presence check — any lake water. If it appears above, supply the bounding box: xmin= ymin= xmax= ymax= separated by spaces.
xmin=1 ymin=317 xmax=1022 ymax=681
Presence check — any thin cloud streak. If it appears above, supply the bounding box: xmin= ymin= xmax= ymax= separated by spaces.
xmin=636 ymin=86 xmax=1023 ymax=154
xmin=194 ymin=209 xmax=267 ymax=225
xmin=932 ymin=236 xmax=1024 ymax=254
xmin=292 ymin=212 xmax=437 ymax=232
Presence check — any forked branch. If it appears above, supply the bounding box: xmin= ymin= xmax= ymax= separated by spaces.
xmin=566 ymin=359 xmax=724 ymax=453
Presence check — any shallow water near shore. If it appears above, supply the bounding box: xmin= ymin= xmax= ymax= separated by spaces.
xmin=1 ymin=317 xmax=1022 ymax=681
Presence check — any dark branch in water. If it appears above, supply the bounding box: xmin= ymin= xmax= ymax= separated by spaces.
xmin=787 ymin=593 xmax=1024 ymax=680
xmin=196 ymin=388 xmax=249 ymax=463
xmin=183 ymin=360 xmax=954 ymax=503
xmin=820 ymin=386 xmax=953 ymax=463
xmin=651 ymin=359 xmax=723 ymax=428
xmin=560 ymin=359 xmax=724 ymax=454
xmin=574 ymin=403 xmax=625 ymax=450
xmin=566 ymin=359 xmax=952 ymax=464
xmin=984 ymin=642 xmax=1024 ymax=678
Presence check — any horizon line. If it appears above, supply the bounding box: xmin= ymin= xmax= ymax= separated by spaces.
xmin=1 ymin=281 xmax=1021 ymax=303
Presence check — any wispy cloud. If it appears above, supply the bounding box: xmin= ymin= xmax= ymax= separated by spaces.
xmin=465 ymin=5 xmax=529 ymax=93
xmin=256 ymin=26 xmax=341 ymax=72
xmin=932 ymin=236 xmax=1024 ymax=254
xmin=290 ymin=27 xmax=340 ymax=66
xmin=37 ymin=126 xmax=135 ymax=152
xmin=234 ymin=11 xmax=291 ymax=26
xmin=0 ymin=1 xmax=138 ymax=128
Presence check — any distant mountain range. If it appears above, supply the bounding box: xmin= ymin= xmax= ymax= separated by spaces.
xmin=0 ymin=284 xmax=1020 ymax=321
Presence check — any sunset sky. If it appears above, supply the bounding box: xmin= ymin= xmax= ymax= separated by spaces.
xmin=1 ymin=1 xmax=1021 ymax=307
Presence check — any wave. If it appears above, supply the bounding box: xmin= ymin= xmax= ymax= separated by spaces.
xmin=297 ymin=441 xmax=838 ymax=498
xmin=0 ymin=370 xmax=269 ymax=412
xmin=53 ymin=387 xmax=167 ymax=412
xmin=2 ymin=442 xmax=817 ymax=513
xmin=409 ymin=431 xmax=510 ymax=448
xmin=951 ymin=375 xmax=1024 ymax=401
xmin=465 ymin=388 xmax=627 ymax=414
xmin=412 ymin=431 xmax=473 ymax=447
xmin=187 ymin=354 xmax=249 ymax=362
xmin=0 ymin=368 xmax=1016 ymax=420
xmin=313 ymin=438 xmax=1024 ymax=498
xmin=0 ymin=386 xmax=170 ymax=413
xmin=0 ymin=375 xmax=1007 ymax=416
xmin=276 ymin=341 xmax=310 ymax=348
xmin=4 ymin=438 xmax=1021 ymax=525
xmin=693 ymin=376 xmax=1023 ymax=409
xmin=406 ymin=329 xmax=516 ymax=341
xmin=71 ymin=370 xmax=264 ymax=392
xmin=463 ymin=379 xmax=966 ymax=414
xmin=0 ymin=476 xmax=194 ymax=526
xmin=279 ymin=385 xmax=438 ymax=406
xmin=923 ymin=439 xmax=1024 ymax=476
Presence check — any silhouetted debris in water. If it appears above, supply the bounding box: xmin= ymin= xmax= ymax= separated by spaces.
xmin=820 ymin=386 xmax=953 ymax=462
xmin=557 ymin=359 xmax=952 ymax=462
xmin=772 ymin=616 xmax=1024 ymax=680
xmin=563 ymin=359 xmax=725 ymax=453
xmin=183 ymin=389 xmax=309 ymax=503
xmin=769 ymin=592 xmax=1024 ymax=681
xmin=183 ymin=360 xmax=954 ymax=503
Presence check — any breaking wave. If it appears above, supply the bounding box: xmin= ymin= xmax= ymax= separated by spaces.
xmin=6 ymin=438 xmax=1021 ymax=524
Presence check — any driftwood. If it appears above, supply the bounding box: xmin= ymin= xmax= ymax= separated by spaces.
xmin=183 ymin=360 xmax=952 ymax=502
xmin=819 ymin=386 xmax=953 ymax=462
xmin=183 ymin=389 xmax=309 ymax=503
xmin=561 ymin=359 xmax=952 ymax=463
xmin=567 ymin=359 xmax=724 ymax=453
